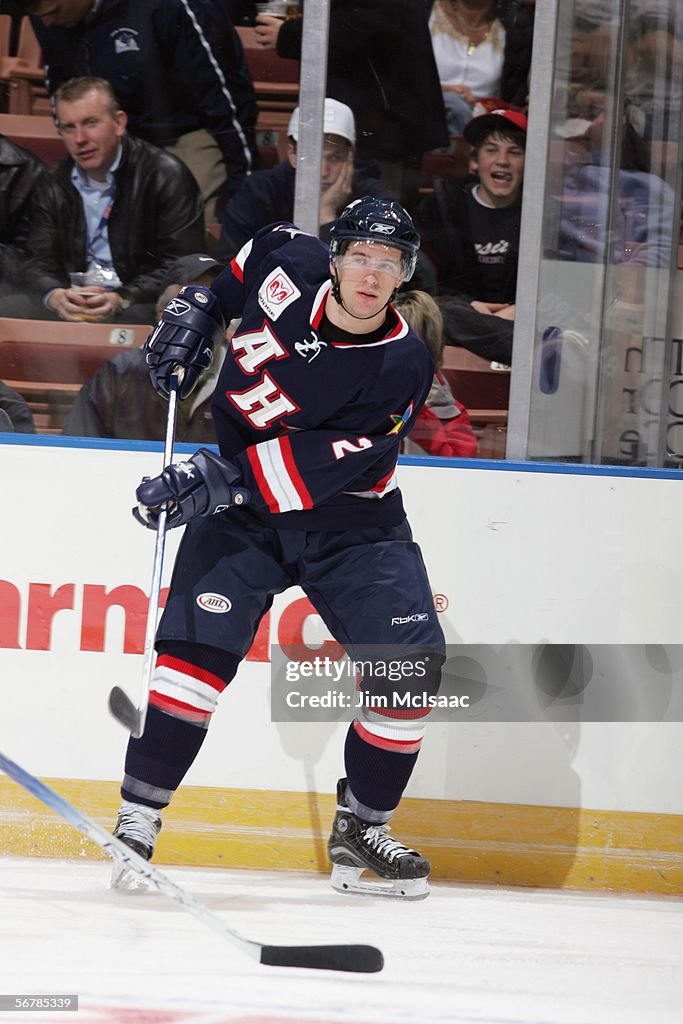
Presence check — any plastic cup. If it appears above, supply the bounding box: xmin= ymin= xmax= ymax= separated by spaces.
xmin=68 ymin=273 xmax=105 ymax=320
xmin=256 ymin=2 xmax=287 ymax=18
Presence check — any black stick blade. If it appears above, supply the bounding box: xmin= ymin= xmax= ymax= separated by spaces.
xmin=108 ymin=686 xmax=142 ymax=734
xmin=259 ymin=943 xmax=383 ymax=973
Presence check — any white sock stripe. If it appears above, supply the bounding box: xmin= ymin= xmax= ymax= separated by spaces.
xmin=178 ymin=0 xmax=253 ymax=173
xmin=151 ymin=667 xmax=220 ymax=713
xmin=258 ymin=439 xmax=303 ymax=512
xmin=356 ymin=710 xmax=427 ymax=743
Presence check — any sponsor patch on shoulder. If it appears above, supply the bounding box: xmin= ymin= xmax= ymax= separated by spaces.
xmin=258 ymin=267 xmax=301 ymax=320
xmin=196 ymin=593 xmax=232 ymax=614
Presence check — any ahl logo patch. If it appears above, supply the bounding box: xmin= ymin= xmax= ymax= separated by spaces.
xmin=196 ymin=593 xmax=232 ymax=614
xmin=258 ymin=267 xmax=301 ymax=321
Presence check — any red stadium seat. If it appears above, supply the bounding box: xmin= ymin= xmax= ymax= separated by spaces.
xmin=0 ymin=318 xmax=150 ymax=433
xmin=0 ymin=113 xmax=65 ymax=165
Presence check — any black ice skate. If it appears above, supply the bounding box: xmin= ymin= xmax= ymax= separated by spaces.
xmin=111 ymin=800 xmax=162 ymax=890
xmin=328 ymin=779 xmax=430 ymax=900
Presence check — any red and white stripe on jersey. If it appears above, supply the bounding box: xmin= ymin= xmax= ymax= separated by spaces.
xmin=352 ymin=713 xmax=426 ymax=756
xmin=148 ymin=654 xmax=227 ymax=728
xmin=310 ymin=280 xmax=332 ymax=328
xmin=331 ymin=311 xmax=409 ymax=349
xmin=345 ymin=467 xmax=398 ymax=500
xmin=247 ymin=434 xmax=313 ymax=513
xmin=230 ymin=238 xmax=254 ymax=283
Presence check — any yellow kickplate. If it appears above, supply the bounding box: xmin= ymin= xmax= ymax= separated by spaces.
xmin=1 ymin=777 xmax=681 ymax=895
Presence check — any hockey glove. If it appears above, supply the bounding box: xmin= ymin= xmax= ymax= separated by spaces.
xmin=133 ymin=448 xmax=251 ymax=530
xmin=144 ymin=285 xmax=225 ymax=400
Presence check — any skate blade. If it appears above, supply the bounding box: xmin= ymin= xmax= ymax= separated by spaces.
xmin=330 ymin=864 xmax=430 ymax=901
xmin=110 ymin=861 xmax=150 ymax=892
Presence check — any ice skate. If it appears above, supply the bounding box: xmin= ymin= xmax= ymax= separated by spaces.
xmin=328 ymin=779 xmax=430 ymax=900
xmin=110 ymin=800 xmax=162 ymax=890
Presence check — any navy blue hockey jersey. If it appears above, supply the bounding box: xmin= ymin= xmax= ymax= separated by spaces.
xmin=209 ymin=223 xmax=434 ymax=530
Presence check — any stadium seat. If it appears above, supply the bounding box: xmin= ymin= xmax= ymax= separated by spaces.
xmin=0 ymin=318 xmax=150 ymax=433
xmin=440 ymin=347 xmax=510 ymax=459
xmin=237 ymin=27 xmax=298 ymax=158
xmin=441 ymin=346 xmax=510 ymax=410
xmin=0 ymin=112 xmax=65 ymax=165
xmin=0 ymin=17 xmax=48 ymax=116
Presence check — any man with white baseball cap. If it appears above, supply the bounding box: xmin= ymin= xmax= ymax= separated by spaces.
xmin=216 ymin=97 xmax=394 ymax=260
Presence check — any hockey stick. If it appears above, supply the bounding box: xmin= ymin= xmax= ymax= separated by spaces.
xmin=0 ymin=752 xmax=383 ymax=973
xmin=109 ymin=371 xmax=180 ymax=738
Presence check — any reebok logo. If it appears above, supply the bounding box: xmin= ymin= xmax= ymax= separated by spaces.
xmin=391 ymin=613 xmax=429 ymax=626
xmin=165 ymin=298 xmax=191 ymax=317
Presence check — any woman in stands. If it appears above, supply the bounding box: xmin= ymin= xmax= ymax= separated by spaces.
xmin=427 ymin=0 xmax=534 ymax=136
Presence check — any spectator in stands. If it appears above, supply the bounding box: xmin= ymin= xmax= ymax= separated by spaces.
xmin=216 ymin=98 xmax=394 ymax=260
xmin=0 ymin=380 xmax=35 ymax=433
xmin=0 ymin=135 xmax=50 ymax=298
xmin=0 ymin=77 xmax=205 ymax=325
xmin=428 ymin=1 xmax=532 ymax=137
xmin=415 ymin=107 xmax=526 ymax=364
xmin=427 ymin=1 xmax=534 ymax=136
xmin=554 ymin=106 xmax=676 ymax=268
xmin=625 ymin=6 xmax=683 ymax=142
xmin=63 ymin=254 xmax=226 ymax=440
xmin=13 ymin=0 xmax=259 ymax=219
xmin=394 ymin=290 xmax=477 ymax=458
xmin=254 ymin=0 xmax=448 ymax=213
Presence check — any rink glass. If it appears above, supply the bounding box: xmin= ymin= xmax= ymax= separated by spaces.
xmin=1 ymin=1 xmax=682 ymax=468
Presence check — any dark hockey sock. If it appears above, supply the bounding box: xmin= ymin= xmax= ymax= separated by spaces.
xmin=122 ymin=703 xmax=207 ymax=808
xmin=344 ymin=723 xmax=419 ymax=820
xmin=121 ymin=642 xmax=240 ymax=810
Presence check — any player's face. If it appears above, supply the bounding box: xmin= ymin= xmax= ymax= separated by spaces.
xmin=472 ymin=133 xmax=525 ymax=208
xmin=335 ymin=242 xmax=404 ymax=321
xmin=30 ymin=0 xmax=92 ymax=27
xmin=56 ymin=89 xmax=127 ymax=180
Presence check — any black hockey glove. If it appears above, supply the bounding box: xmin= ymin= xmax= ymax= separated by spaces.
xmin=144 ymin=285 xmax=225 ymax=400
xmin=133 ymin=448 xmax=251 ymax=530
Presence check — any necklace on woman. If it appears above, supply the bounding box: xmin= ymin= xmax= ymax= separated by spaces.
xmin=445 ymin=0 xmax=493 ymax=54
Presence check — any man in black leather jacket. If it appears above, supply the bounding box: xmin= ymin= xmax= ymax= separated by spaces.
xmin=0 ymin=77 xmax=205 ymax=323
xmin=0 ymin=135 xmax=50 ymax=295
xmin=13 ymin=0 xmax=259 ymax=217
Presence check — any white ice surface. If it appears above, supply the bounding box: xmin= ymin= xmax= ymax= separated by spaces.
xmin=0 ymin=857 xmax=681 ymax=1024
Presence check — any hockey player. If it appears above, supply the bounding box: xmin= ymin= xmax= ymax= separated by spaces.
xmin=114 ymin=197 xmax=446 ymax=899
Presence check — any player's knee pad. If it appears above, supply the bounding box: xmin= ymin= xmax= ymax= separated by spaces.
xmin=149 ymin=642 xmax=240 ymax=727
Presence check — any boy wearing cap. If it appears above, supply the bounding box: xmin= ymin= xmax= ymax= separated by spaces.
xmin=416 ymin=108 xmax=527 ymax=365
xmin=216 ymin=98 xmax=394 ymax=260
